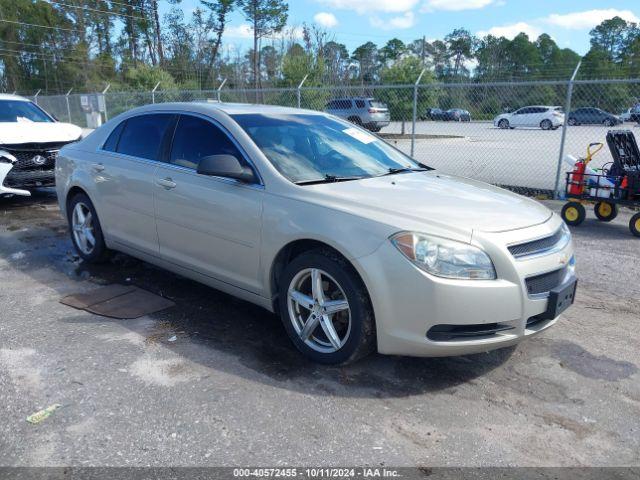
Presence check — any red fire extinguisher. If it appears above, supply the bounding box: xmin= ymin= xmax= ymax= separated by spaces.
xmin=569 ymin=160 xmax=586 ymax=195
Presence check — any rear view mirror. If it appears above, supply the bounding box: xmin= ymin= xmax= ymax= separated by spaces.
xmin=197 ymin=154 xmax=256 ymax=183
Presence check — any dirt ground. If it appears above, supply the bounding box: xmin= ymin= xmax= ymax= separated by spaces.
xmin=0 ymin=190 xmax=638 ymax=468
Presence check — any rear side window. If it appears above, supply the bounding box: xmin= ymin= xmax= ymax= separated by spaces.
xmin=103 ymin=120 xmax=126 ymax=152
xmin=355 ymin=100 xmax=365 ymax=108
xmin=170 ymin=115 xmax=243 ymax=170
xmin=116 ymin=114 xmax=175 ymax=160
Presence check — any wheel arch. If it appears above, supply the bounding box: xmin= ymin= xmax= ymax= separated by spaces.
xmin=269 ymin=238 xmax=372 ymax=314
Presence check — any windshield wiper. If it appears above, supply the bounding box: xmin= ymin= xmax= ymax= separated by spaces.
xmin=295 ymin=174 xmax=367 ymax=186
xmin=381 ymin=166 xmax=431 ymax=177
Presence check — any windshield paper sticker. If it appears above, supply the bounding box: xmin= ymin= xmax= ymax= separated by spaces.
xmin=343 ymin=127 xmax=377 ymax=144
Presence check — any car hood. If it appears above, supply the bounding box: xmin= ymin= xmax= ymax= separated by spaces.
xmin=304 ymin=172 xmax=552 ymax=235
xmin=0 ymin=121 xmax=82 ymax=145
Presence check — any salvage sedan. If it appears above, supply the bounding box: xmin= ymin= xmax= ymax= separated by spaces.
xmin=0 ymin=94 xmax=82 ymax=197
xmin=56 ymin=103 xmax=577 ymax=364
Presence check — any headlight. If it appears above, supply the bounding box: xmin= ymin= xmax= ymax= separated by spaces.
xmin=391 ymin=232 xmax=496 ymax=280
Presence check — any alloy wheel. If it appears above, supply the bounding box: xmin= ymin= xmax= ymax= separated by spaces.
xmin=71 ymin=202 xmax=96 ymax=255
xmin=287 ymin=268 xmax=351 ymax=353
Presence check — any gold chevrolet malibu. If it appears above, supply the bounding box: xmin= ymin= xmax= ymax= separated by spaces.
xmin=56 ymin=102 xmax=577 ymax=364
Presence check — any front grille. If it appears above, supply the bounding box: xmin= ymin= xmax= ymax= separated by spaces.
xmin=525 ymin=267 xmax=566 ymax=296
xmin=2 ymin=145 xmax=62 ymax=188
xmin=508 ymin=228 xmax=565 ymax=258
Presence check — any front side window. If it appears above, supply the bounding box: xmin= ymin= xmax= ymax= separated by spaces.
xmin=116 ymin=114 xmax=175 ymax=160
xmin=170 ymin=115 xmax=243 ymax=170
xmin=0 ymin=100 xmax=53 ymax=123
xmin=232 ymin=113 xmax=423 ymax=184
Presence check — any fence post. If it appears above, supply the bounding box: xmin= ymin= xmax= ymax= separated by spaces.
xmin=216 ymin=78 xmax=227 ymax=102
xmin=411 ymin=69 xmax=426 ymax=158
xmin=554 ymin=61 xmax=581 ymax=199
xmin=33 ymin=89 xmax=41 ymax=105
xmin=151 ymin=81 xmax=161 ymax=104
xmin=297 ymin=74 xmax=309 ymax=109
xmin=102 ymin=83 xmax=111 ymax=121
xmin=65 ymin=88 xmax=73 ymax=123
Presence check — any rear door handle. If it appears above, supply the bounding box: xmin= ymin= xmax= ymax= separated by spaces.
xmin=92 ymin=163 xmax=105 ymax=172
xmin=156 ymin=177 xmax=177 ymax=189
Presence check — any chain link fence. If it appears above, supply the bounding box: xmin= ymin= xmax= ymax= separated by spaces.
xmin=31 ymin=78 xmax=640 ymax=197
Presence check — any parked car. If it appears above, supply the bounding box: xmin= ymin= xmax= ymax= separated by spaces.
xmin=567 ymin=107 xmax=622 ymax=126
xmin=494 ymin=106 xmax=564 ymax=130
xmin=447 ymin=108 xmax=471 ymax=122
xmin=0 ymin=94 xmax=82 ymax=197
xmin=57 ymin=102 xmax=576 ymax=364
xmin=422 ymin=108 xmax=448 ymax=121
xmin=622 ymin=105 xmax=640 ymax=123
xmin=324 ymin=97 xmax=390 ymax=132
xmin=422 ymin=108 xmax=471 ymax=122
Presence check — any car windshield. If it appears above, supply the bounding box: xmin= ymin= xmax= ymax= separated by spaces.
xmin=232 ymin=113 xmax=423 ymax=184
xmin=0 ymin=100 xmax=53 ymax=123
xmin=369 ymin=101 xmax=387 ymax=109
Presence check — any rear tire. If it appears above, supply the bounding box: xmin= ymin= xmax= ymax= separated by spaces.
xmin=568 ymin=117 xmax=577 ymax=126
xmin=540 ymin=119 xmax=553 ymax=130
xmin=630 ymin=213 xmax=640 ymax=238
xmin=67 ymin=193 xmax=110 ymax=263
xmin=278 ymin=249 xmax=376 ymax=365
xmin=561 ymin=202 xmax=586 ymax=226
xmin=348 ymin=116 xmax=362 ymax=126
xmin=594 ymin=202 xmax=618 ymax=222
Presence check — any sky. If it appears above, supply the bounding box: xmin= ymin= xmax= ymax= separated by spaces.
xmin=169 ymin=0 xmax=640 ymax=56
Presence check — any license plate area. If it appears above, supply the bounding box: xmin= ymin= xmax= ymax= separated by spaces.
xmin=537 ymin=278 xmax=577 ymax=321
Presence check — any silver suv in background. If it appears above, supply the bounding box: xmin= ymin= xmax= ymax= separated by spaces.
xmin=324 ymin=97 xmax=390 ymax=132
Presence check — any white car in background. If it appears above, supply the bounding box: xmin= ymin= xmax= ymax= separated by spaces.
xmin=0 ymin=94 xmax=82 ymax=197
xmin=494 ymin=106 xmax=565 ymax=130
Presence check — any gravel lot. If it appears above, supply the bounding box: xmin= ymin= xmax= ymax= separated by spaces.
xmin=0 ymin=190 xmax=639 ymax=468
xmin=385 ymin=121 xmax=640 ymax=191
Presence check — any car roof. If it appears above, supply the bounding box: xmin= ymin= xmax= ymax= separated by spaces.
xmin=328 ymin=97 xmax=373 ymax=101
xmin=0 ymin=93 xmax=30 ymax=102
xmin=123 ymin=101 xmax=327 ymax=117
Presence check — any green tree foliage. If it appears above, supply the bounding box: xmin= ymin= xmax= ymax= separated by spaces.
xmin=238 ymin=0 xmax=288 ymax=89
xmin=378 ymin=56 xmax=435 ymax=132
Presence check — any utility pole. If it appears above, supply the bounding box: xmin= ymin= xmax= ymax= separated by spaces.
xmin=421 ymin=36 xmax=426 ymax=66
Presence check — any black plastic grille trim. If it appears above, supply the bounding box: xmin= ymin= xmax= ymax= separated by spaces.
xmin=525 ymin=267 xmax=566 ymax=296
xmin=508 ymin=228 xmax=564 ymax=258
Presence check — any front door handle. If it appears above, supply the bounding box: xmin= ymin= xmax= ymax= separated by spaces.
xmin=92 ymin=163 xmax=105 ymax=172
xmin=156 ymin=177 xmax=177 ymax=189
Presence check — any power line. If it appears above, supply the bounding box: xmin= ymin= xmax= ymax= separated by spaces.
xmin=45 ymin=0 xmax=149 ymax=22
xmin=0 ymin=19 xmax=83 ymax=33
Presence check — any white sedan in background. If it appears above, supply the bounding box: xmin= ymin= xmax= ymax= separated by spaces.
xmin=494 ymin=106 xmax=565 ymax=130
xmin=0 ymin=94 xmax=82 ymax=196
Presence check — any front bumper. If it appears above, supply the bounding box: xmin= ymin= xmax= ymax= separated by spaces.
xmin=356 ymin=216 xmax=575 ymax=357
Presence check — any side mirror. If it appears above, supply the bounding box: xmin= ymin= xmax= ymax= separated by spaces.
xmin=196 ymin=154 xmax=256 ymax=183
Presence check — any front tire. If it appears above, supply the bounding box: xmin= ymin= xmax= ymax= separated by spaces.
xmin=498 ymin=119 xmax=510 ymax=129
xmin=67 ymin=193 xmax=110 ymax=263
xmin=603 ymin=118 xmax=614 ymax=127
xmin=561 ymin=202 xmax=586 ymax=226
xmin=568 ymin=117 xmax=577 ymax=126
xmin=278 ymin=250 xmax=376 ymax=364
